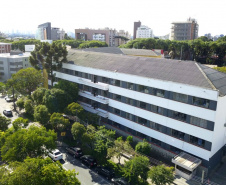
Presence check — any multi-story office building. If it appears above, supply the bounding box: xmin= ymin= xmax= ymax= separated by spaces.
xmin=36 ymin=22 xmax=52 ymax=40
xmin=133 ymin=21 xmax=141 ymax=40
xmin=75 ymin=28 xmax=130 ymax=47
xmin=53 ymin=49 xmax=226 ymax=177
xmin=51 ymin=28 xmax=65 ymax=40
xmin=0 ymin=53 xmax=31 ymax=81
xmin=136 ymin=25 xmax=153 ymax=38
xmin=0 ymin=43 xmax=11 ymax=53
xmin=171 ymin=18 xmax=199 ymax=40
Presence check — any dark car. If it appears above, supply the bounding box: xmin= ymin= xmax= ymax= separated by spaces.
xmin=80 ymin=155 xmax=97 ymax=168
xmin=111 ymin=177 xmax=130 ymax=185
xmin=66 ymin=147 xmax=83 ymax=158
xmin=96 ymin=166 xmax=115 ymax=180
xmin=3 ymin=110 xmax=13 ymax=117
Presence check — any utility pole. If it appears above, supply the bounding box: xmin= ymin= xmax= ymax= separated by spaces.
xmin=201 ymin=170 xmax=205 ymax=184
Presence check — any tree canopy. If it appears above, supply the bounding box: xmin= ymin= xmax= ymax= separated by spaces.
xmin=135 ymin=139 xmax=151 ymax=156
xmin=64 ymin=102 xmax=85 ymax=119
xmin=34 ymin=105 xmax=50 ymax=125
xmin=11 ymin=68 xmax=43 ymax=95
xmin=149 ymin=165 xmax=174 ymax=185
xmin=0 ymin=157 xmax=80 ymax=185
xmin=29 ymin=42 xmax=68 ymax=86
xmin=1 ymin=126 xmax=56 ymax=162
xmin=0 ymin=114 xmax=11 ymax=131
xmin=49 ymin=113 xmax=70 ymax=131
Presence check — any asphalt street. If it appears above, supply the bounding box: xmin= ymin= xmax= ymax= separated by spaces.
xmin=0 ymin=95 xmax=19 ymax=126
xmin=58 ymin=147 xmax=112 ymax=185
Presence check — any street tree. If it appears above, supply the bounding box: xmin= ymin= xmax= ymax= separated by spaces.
xmin=12 ymin=117 xmax=29 ymax=131
xmin=24 ymin=99 xmax=35 ymax=115
xmin=149 ymin=165 xmax=174 ymax=185
xmin=16 ymin=97 xmax=25 ymax=110
xmin=123 ymin=156 xmax=150 ymax=184
xmin=0 ymin=114 xmax=11 ymax=131
xmin=54 ymin=80 xmax=79 ymax=102
xmin=71 ymin=122 xmax=86 ymax=144
xmin=34 ymin=105 xmax=50 ymax=125
xmin=64 ymin=102 xmax=85 ymax=119
xmin=94 ymin=126 xmax=115 ymax=164
xmin=126 ymin=135 xmax=133 ymax=144
xmin=31 ymin=87 xmax=48 ymax=105
xmin=49 ymin=113 xmax=70 ymax=131
xmin=1 ymin=126 xmax=56 ymax=162
xmin=0 ymin=82 xmax=6 ymax=95
xmin=11 ymin=68 xmax=43 ymax=95
xmin=29 ymin=42 xmax=68 ymax=86
xmin=43 ymin=88 xmax=71 ymax=113
xmin=0 ymin=157 xmax=81 ymax=185
xmin=135 ymin=139 xmax=151 ymax=156
xmin=108 ymin=137 xmax=134 ymax=164
xmin=82 ymin=125 xmax=96 ymax=150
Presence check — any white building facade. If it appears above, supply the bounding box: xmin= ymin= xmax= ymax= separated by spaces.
xmin=136 ymin=25 xmax=153 ymax=38
xmin=52 ymin=50 xmax=226 ymax=174
xmin=0 ymin=53 xmax=31 ymax=81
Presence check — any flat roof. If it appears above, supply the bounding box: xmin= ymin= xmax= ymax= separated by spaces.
xmin=172 ymin=152 xmax=202 ymax=171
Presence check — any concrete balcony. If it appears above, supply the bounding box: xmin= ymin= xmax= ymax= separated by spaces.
xmin=78 ymin=78 xmax=109 ymax=91
xmin=78 ymin=101 xmax=108 ymax=118
xmin=79 ymin=90 xmax=109 ymax=104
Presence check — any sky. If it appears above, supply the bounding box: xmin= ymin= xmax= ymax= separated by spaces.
xmin=1 ymin=0 xmax=226 ymax=37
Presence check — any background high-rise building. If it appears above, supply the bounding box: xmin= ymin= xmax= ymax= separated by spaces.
xmin=170 ymin=18 xmax=199 ymax=40
xmin=133 ymin=21 xmax=141 ymax=40
xmin=136 ymin=25 xmax=153 ymax=38
xmin=75 ymin=28 xmax=130 ymax=47
xmin=51 ymin=28 xmax=65 ymax=40
xmin=36 ymin=22 xmax=51 ymax=40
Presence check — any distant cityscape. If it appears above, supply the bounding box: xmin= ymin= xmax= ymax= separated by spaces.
xmin=0 ymin=18 xmax=224 ymax=43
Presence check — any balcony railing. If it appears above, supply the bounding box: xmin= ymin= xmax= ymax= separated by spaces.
xmin=78 ymin=101 xmax=108 ymax=118
xmin=79 ymin=90 xmax=109 ymax=104
xmin=78 ymin=78 xmax=109 ymax=90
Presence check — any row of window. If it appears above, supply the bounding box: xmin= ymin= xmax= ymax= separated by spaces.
xmin=59 ymin=69 xmax=214 ymax=110
xmin=107 ymin=118 xmax=210 ymax=152
xmin=110 ymin=93 xmax=211 ymax=130
xmin=109 ymin=107 xmax=211 ymax=150
xmin=78 ymin=85 xmax=212 ymax=130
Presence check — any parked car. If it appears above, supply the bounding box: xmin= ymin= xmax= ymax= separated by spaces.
xmin=48 ymin=149 xmax=63 ymax=161
xmin=111 ymin=177 xmax=130 ymax=185
xmin=80 ymin=155 xmax=97 ymax=168
xmin=3 ymin=109 xmax=13 ymax=117
xmin=66 ymin=147 xmax=83 ymax=158
xmin=5 ymin=95 xmax=16 ymax=102
xmin=96 ymin=166 xmax=115 ymax=180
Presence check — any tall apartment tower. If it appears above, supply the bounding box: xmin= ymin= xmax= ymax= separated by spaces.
xmin=36 ymin=22 xmax=52 ymax=40
xmin=171 ymin=18 xmax=198 ymax=40
xmin=136 ymin=25 xmax=153 ymax=38
xmin=133 ymin=21 xmax=141 ymax=40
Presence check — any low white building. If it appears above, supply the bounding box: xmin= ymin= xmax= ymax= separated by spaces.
xmin=0 ymin=53 xmax=31 ymax=81
xmin=136 ymin=25 xmax=153 ymax=38
xmin=52 ymin=49 xmax=226 ymax=176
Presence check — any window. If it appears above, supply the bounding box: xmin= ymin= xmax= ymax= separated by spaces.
xmin=190 ymin=136 xmax=205 ymax=147
xmin=74 ymin=71 xmax=78 ymax=76
xmin=153 ymin=88 xmax=165 ymax=98
xmin=115 ymin=80 xmax=120 ymax=87
xmin=127 ymin=83 xmax=134 ymax=90
xmin=102 ymin=77 xmax=109 ymax=84
xmin=172 ymin=111 xmax=186 ymax=122
xmin=190 ymin=116 xmax=207 ymax=128
xmin=192 ymin=97 xmax=210 ymax=108
xmin=152 ymin=138 xmax=161 ymax=146
xmin=138 ymin=117 xmax=147 ymax=125
xmin=126 ymin=98 xmax=133 ymax=105
xmin=126 ymin=113 xmax=133 ymax=121
xmin=151 ymin=105 xmax=163 ymax=114
xmin=138 ymin=85 xmax=148 ymax=93
xmin=114 ymin=108 xmax=120 ymax=115
xmin=172 ymin=92 xmax=188 ymax=103
xmin=172 ymin=129 xmax=185 ymax=140
xmin=115 ymin=95 xmax=121 ymax=101
xmin=139 ymin=102 xmax=147 ymax=109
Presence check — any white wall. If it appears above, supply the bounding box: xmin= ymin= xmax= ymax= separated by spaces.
xmin=210 ymin=95 xmax=226 ymax=156
xmin=109 ymin=99 xmax=213 ymax=142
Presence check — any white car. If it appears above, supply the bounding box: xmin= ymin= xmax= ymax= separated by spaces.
xmin=48 ymin=149 xmax=63 ymax=161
